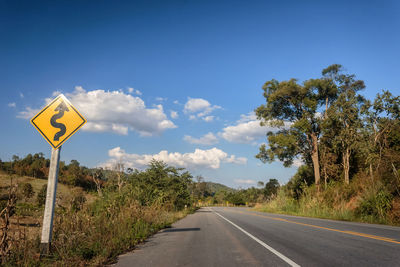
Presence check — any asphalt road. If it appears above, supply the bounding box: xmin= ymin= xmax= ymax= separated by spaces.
xmin=114 ymin=207 xmax=400 ymax=267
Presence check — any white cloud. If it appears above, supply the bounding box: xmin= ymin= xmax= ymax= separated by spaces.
xmin=234 ymin=179 xmax=256 ymax=185
xmin=52 ymin=91 xmax=62 ymax=97
xmin=128 ymin=87 xmax=142 ymax=95
xmin=219 ymin=112 xmax=290 ymax=144
xmin=184 ymin=98 xmax=211 ymax=113
xmin=170 ymin=111 xmax=178 ymax=119
xmin=225 ymin=155 xmax=248 ymax=165
xmin=184 ymin=132 xmax=218 ymax=145
xmin=156 ymin=97 xmax=167 ymax=102
xmin=202 ymin=116 xmax=214 ymax=122
xmin=292 ymin=158 xmax=304 ymax=168
xmin=103 ymin=147 xmax=247 ymax=170
xmin=84 ymin=122 xmax=129 ymax=135
xmin=8 ymin=102 xmax=16 ymax=108
xmin=16 ymin=107 xmax=40 ymax=119
xmin=173 ymin=100 xmax=179 ymax=105
xmin=18 ymin=86 xmax=176 ymax=136
xmin=183 ymin=97 xmax=221 ymax=121
xmin=19 ymin=93 xmax=24 ymax=98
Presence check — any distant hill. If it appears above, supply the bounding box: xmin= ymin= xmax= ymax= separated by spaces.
xmin=206 ymin=182 xmax=235 ymax=194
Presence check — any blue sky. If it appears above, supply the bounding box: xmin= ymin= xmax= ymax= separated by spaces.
xmin=1 ymin=0 xmax=399 ymax=188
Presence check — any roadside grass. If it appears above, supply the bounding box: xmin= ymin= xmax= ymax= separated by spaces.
xmin=0 ymin=173 xmax=195 ymax=266
xmin=254 ymin=179 xmax=400 ymax=226
xmin=0 ymin=172 xmax=96 ymax=242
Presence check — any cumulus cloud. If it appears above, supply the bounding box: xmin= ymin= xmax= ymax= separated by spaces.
xmin=18 ymin=86 xmax=176 ymax=136
xmin=234 ymin=179 xmax=256 ymax=185
xmin=128 ymin=87 xmax=142 ymax=95
xmin=8 ymin=102 xmax=16 ymax=108
xmin=156 ymin=97 xmax=167 ymax=102
xmin=219 ymin=112 xmax=290 ymax=144
xmin=170 ymin=110 xmax=178 ymax=119
xmin=202 ymin=116 xmax=214 ymax=122
xmin=183 ymin=97 xmax=221 ymax=122
xmin=183 ymin=132 xmax=218 ymax=145
xmin=224 ymin=155 xmax=248 ymax=165
xmin=51 ymin=91 xmax=62 ymax=97
xmin=103 ymin=147 xmax=247 ymax=170
xmin=16 ymin=107 xmax=40 ymax=119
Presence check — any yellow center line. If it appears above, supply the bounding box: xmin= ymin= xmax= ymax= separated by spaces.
xmin=224 ymin=209 xmax=400 ymax=245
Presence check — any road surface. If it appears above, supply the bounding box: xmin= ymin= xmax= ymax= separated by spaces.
xmin=114 ymin=207 xmax=400 ymax=266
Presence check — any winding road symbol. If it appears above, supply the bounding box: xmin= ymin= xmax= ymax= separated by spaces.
xmin=30 ymin=94 xmax=86 ymax=149
xmin=50 ymin=101 xmax=70 ymax=141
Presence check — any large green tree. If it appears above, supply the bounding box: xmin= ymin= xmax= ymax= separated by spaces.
xmin=322 ymin=67 xmax=365 ymax=184
xmin=256 ymin=64 xmax=367 ymax=188
xmin=255 ymin=76 xmax=328 ymax=188
xmin=362 ymin=90 xmax=400 ymax=181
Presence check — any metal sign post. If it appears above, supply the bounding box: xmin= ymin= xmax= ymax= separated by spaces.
xmin=40 ymin=146 xmax=61 ymax=255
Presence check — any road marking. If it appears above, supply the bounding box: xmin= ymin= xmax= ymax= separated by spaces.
xmin=231 ymin=209 xmax=400 ymax=245
xmin=212 ymin=209 xmax=300 ymax=267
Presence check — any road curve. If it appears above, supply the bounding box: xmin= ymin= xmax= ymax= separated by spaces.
xmin=113 ymin=207 xmax=400 ymax=267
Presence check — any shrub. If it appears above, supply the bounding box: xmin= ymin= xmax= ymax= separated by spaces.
xmin=21 ymin=183 xmax=34 ymax=199
xmin=36 ymin=185 xmax=47 ymax=206
xmin=356 ymin=188 xmax=393 ymax=222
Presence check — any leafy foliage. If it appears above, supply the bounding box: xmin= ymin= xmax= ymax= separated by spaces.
xmin=255 ymin=64 xmax=400 ymax=224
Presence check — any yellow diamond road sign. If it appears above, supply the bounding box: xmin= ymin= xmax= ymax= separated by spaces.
xmin=31 ymin=94 xmax=87 ymax=149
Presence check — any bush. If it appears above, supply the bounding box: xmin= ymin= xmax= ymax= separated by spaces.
xmin=356 ymin=188 xmax=393 ymax=221
xmin=21 ymin=183 xmax=34 ymax=199
xmin=36 ymin=185 xmax=47 ymax=206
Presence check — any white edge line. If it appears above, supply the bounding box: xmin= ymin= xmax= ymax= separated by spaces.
xmin=211 ymin=209 xmax=300 ymax=267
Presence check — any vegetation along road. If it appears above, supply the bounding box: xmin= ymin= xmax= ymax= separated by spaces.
xmin=115 ymin=207 xmax=400 ymax=267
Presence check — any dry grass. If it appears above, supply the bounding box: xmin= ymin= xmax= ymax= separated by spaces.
xmin=0 ymin=173 xmax=194 ymax=266
xmin=0 ymin=172 xmax=97 ymax=243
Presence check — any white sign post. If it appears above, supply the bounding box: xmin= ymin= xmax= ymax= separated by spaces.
xmin=30 ymin=94 xmax=86 ymax=256
xmin=40 ymin=147 xmax=61 ymax=255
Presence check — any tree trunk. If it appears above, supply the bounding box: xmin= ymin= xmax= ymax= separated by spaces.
xmin=343 ymin=148 xmax=350 ymax=184
xmin=311 ymin=133 xmax=321 ymax=189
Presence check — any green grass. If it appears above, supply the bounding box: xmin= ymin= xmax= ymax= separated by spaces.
xmin=253 ymin=186 xmax=398 ymax=226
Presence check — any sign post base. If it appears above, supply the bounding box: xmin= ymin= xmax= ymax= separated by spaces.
xmin=40 ymin=242 xmax=51 ymax=256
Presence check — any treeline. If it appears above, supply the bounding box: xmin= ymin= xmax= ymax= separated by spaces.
xmin=0 ymin=154 xmax=101 ymax=190
xmin=0 ymin=156 xmax=279 ymax=208
xmin=190 ymin=177 xmax=280 ymax=206
xmin=255 ymin=64 xmax=400 ymax=224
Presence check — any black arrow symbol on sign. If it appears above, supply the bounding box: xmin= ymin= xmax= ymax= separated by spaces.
xmin=50 ymin=101 xmax=69 ymax=141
